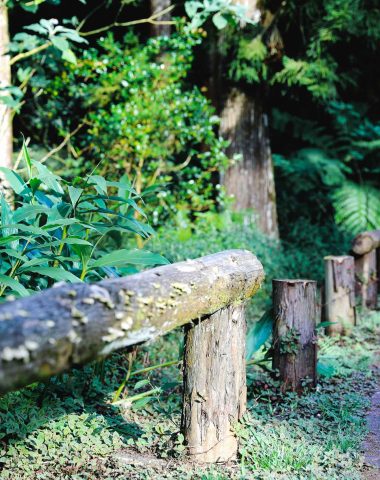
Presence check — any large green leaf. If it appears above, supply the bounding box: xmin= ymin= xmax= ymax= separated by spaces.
xmin=0 ymin=274 xmax=29 ymax=296
xmin=24 ymin=267 xmax=80 ymax=283
xmin=0 ymin=168 xmax=28 ymax=195
xmin=90 ymin=249 xmax=169 ymax=269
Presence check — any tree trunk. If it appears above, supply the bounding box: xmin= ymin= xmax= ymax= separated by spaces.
xmin=355 ymin=250 xmax=378 ymax=310
xmin=0 ymin=4 xmax=12 ymax=181
xmin=272 ymin=279 xmax=317 ymax=393
xmin=181 ymin=303 xmax=246 ymax=463
xmin=220 ymin=88 xmax=279 ymax=238
xmin=150 ymin=0 xmax=171 ymax=37
xmin=324 ymin=256 xmax=356 ymax=335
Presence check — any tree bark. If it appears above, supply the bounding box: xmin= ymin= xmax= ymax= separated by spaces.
xmin=272 ymin=279 xmax=317 ymax=393
xmin=220 ymin=89 xmax=279 ymax=238
xmin=0 ymin=4 xmax=13 ymax=181
xmin=150 ymin=0 xmax=171 ymax=37
xmin=324 ymin=256 xmax=356 ymax=335
xmin=355 ymin=250 xmax=378 ymax=310
xmin=0 ymin=249 xmax=264 ymax=394
xmin=181 ymin=303 xmax=246 ymax=463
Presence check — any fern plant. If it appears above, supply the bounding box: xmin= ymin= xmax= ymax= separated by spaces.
xmin=333 ymin=182 xmax=380 ymax=234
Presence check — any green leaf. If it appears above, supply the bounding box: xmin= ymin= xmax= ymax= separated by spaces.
xmin=22 ymin=137 xmax=32 ymax=179
xmin=246 ymin=309 xmax=273 ymax=360
xmin=61 ymin=49 xmax=77 ymax=64
xmin=90 ymin=249 xmax=169 ymax=270
xmin=0 ymin=274 xmax=29 ymax=297
xmin=13 ymin=205 xmax=49 ymax=223
xmin=32 ymin=161 xmax=64 ymax=194
xmin=212 ymin=13 xmax=228 ymax=29
xmin=24 ymin=267 xmax=80 ymax=283
xmin=68 ymin=185 xmax=83 ymax=207
xmin=51 ymin=36 xmax=70 ymax=52
xmin=0 ymin=168 xmax=29 ymax=195
xmin=88 ymin=175 xmax=107 ymax=195
xmin=133 ymin=379 xmax=150 ymax=390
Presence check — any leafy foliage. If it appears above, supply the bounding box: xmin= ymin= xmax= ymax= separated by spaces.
xmin=23 ymin=32 xmax=230 ymax=221
xmin=0 ymin=143 xmax=167 ymax=298
xmin=333 ymin=181 xmax=380 ymax=233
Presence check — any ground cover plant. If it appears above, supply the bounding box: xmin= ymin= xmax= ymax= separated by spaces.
xmin=0 ymin=308 xmax=378 ymax=479
xmin=0 ymin=1 xmax=379 ymax=479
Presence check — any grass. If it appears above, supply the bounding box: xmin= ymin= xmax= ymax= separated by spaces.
xmin=0 ymin=311 xmax=378 ymax=479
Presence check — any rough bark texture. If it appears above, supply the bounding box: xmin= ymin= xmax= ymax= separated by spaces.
xmin=150 ymin=0 xmax=171 ymax=36
xmin=0 ymin=5 xmax=12 ymax=181
xmin=355 ymin=250 xmax=378 ymax=310
xmin=272 ymin=279 xmax=317 ymax=393
xmin=220 ymin=88 xmax=279 ymax=238
xmin=352 ymin=230 xmax=380 ymax=256
xmin=181 ymin=303 xmax=246 ymax=463
xmin=324 ymin=256 xmax=356 ymax=335
xmin=0 ymin=249 xmax=264 ymax=394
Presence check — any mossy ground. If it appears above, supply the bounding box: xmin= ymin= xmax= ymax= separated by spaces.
xmin=0 ymin=311 xmax=379 ymax=479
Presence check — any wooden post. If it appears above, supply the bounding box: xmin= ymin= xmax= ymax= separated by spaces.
xmin=181 ymin=304 xmax=246 ymax=463
xmin=352 ymin=230 xmax=379 ymax=310
xmin=354 ymin=249 xmax=377 ymax=309
xmin=272 ymin=280 xmax=317 ymax=393
xmin=324 ymin=256 xmax=356 ymax=335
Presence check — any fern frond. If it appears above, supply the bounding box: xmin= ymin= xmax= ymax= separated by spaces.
xmin=333 ymin=182 xmax=380 ymax=234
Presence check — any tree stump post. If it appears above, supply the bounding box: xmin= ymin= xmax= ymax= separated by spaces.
xmin=272 ymin=280 xmax=317 ymax=393
xmin=181 ymin=303 xmax=247 ymax=463
xmin=352 ymin=229 xmax=380 ymax=310
xmin=324 ymin=255 xmax=356 ymax=335
xmin=354 ymin=250 xmax=378 ymax=310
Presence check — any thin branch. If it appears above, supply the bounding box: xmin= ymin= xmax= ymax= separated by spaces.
xmin=10 ymin=41 xmax=51 ymax=66
xmin=39 ymin=123 xmax=85 ymax=164
xmin=80 ymin=5 xmax=175 ymax=37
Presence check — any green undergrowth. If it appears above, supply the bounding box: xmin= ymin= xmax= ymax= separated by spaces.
xmin=0 ymin=311 xmax=378 ymax=479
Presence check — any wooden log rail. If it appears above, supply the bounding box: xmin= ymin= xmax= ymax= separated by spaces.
xmin=0 ymin=249 xmax=264 ymax=463
xmin=352 ymin=229 xmax=380 ymax=309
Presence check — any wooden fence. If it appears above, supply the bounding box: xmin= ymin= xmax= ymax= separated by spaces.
xmin=0 ymin=249 xmax=264 ymax=463
xmin=0 ymin=229 xmax=378 ymax=464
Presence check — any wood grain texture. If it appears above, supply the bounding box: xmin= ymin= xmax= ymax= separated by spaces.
xmin=181 ymin=304 xmax=246 ymax=463
xmin=0 ymin=249 xmax=264 ymax=394
xmin=324 ymin=256 xmax=356 ymax=335
xmin=272 ymin=279 xmax=317 ymax=393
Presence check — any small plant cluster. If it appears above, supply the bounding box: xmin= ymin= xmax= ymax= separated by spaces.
xmin=0 ymin=142 xmax=168 ymax=298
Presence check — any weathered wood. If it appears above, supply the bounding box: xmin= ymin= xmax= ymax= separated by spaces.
xmin=324 ymin=256 xmax=356 ymax=335
xmin=272 ymin=279 xmax=317 ymax=393
xmin=181 ymin=304 xmax=246 ymax=463
xmin=352 ymin=230 xmax=380 ymax=256
xmin=220 ymin=88 xmax=279 ymax=238
xmin=0 ymin=249 xmax=264 ymax=394
xmin=355 ymin=249 xmax=378 ymax=309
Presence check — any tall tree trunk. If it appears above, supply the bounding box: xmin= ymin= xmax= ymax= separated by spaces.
xmin=220 ymin=88 xmax=278 ymax=237
xmin=150 ymin=0 xmax=171 ymax=37
xmin=218 ymin=1 xmax=279 ymax=238
xmin=0 ymin=4 xmax=12 ymax=179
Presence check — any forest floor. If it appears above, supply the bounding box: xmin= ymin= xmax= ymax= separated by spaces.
xmin=0 ymin=310 xmax=379 ymax=480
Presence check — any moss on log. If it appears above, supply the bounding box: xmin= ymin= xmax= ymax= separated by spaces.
xmin=0 ymin=249 xmax=264 ymax=394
